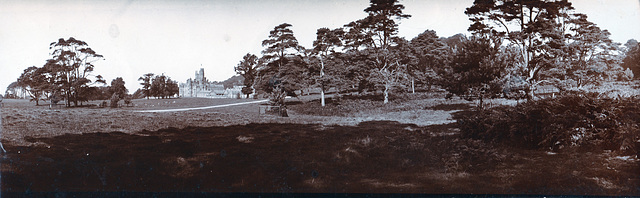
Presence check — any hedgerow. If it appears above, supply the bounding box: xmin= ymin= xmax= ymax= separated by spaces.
xmin=456 ymin=91 xmax=640 ymax=154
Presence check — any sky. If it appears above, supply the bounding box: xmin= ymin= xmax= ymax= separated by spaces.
xmin=1 ymin=0 xmax=639 ymax=94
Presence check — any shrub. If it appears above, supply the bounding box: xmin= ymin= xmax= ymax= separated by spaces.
xmin=124 ymin=95 xmax=132 ymax=107
xmin=110 ymin=93 xmax=120 ymax=108
xmin=456 ymin=91 xmax=640 ymax=154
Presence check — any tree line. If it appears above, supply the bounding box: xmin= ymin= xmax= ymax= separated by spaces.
xmin=8 ymin=0 xmax=640 ymax=108
xmin=11 ymin=37 xmax=179 ymax=107
xmin=137 ymin=73 xmax=179 ymax=99
xmin=233 ymin=0 xmax=639 ymax=110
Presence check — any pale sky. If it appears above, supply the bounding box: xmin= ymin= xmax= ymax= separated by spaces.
xmin=1 ymin=0 xmax=639 ymax=94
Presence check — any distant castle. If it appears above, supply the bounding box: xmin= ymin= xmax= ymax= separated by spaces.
xmin=178 ymin=68 xmax=246 ymax=98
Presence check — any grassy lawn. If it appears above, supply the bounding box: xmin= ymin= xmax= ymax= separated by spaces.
xmin=0 ymin=91 xmax=638 ymax=195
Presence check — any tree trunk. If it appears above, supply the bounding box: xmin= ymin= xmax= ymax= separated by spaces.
xmin=66 ymin=92 xmax=71 ymax=107
xmin=383 ymin=84 xmax=390 ymax=104
xmin=411 ymin=78 xmax=415 ymax=94
xmin=321 ymin=88 xmax=325 ymax=107
xmin=319 ymin=55 xmax=326 ymax=105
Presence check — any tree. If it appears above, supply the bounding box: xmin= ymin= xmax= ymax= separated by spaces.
xmin=132 ymin=89 xmax=145 ymax=99
xmin=444 ymin=36 xmax=508 ymax=109
xmin=16 ymin=66 xmax=48 ymax=105
xmin=48 ymin=37 xmax=105 ymax=106
xmin=313 ymin=27 xmax=344 ymax=106
xmin=257 ymin=23 xmax=305 ymax=114
xmin=556 ymin=13 xmax=621 ymax=88
xmin=261 ymin=23 xmax=303 ymax=69
xmin=465 ymin=0 xmax=574 ymax=99
xmin=150 ymin=74 xmax=178 ymax=99
xmin=107 ymin=77 xmax=127 ymax=108
xmin=166 ymin=78 xmax=179 ymax=98
xmin=138 ymin=73 xmax=154 ymax=99
xmin=343 ymin=0 xmax=411 ymax=104
xmin=109 ymin=77 xmax=128 ymax=99
xmin=442 ymin=33 xmax=466 ymax=53
xmin=256 ymin=56 xmax=307 ymax=96
xmin=151 ymin=75 xmax=166 ymax=99
xmin=409 ymin=30 xmax=449 ymax=92
xmin=84 ymin=86 xmax=110 ymax=101
xmin=623 ymin=39 xmax=638 ymax=53
xmin=235 ymin=53 xmax=259 ymax=98
xmin=622 ymin=40 xmax=640 ymax=78
xmin=4 ymin=81 xmax=24 ymax=99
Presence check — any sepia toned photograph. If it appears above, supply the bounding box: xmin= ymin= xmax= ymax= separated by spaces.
xmin=0 ymin=0 xmax=639 ymax=196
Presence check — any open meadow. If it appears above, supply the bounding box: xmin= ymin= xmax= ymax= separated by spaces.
xmin=1 ymin=87 xmax=638 ymax=195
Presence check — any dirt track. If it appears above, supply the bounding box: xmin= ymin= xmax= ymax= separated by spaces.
xmin=135 ymin=99 xmax=269 ymax=112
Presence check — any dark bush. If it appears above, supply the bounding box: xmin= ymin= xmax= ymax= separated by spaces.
xmin=124 ymin=95 xmax=133 ymax=107
xmin=456 ymin=92 xmax=640 ymax=154
xmin=110 ymin=93 xmax=120 ymax=108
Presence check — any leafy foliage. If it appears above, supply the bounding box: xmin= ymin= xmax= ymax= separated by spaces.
xmin=456 ymin=92 xmax=640 ymax=154
xmin=312 ymin=27 xmax=344 ymax=106
xmin=16 ymin=66 xmax=49 ymax=105
xmin=109 ymin=92 xmax=120 ymax=108
xmin=257 ymin=23 xmax=308 ymax=115
xmin=441 ymin=36 xmax=508 ymax=108
xmin=622 ymin=40 xmax=640 ymax=78
xmin=261 ymin=23 xmax=303 ymax=68
xmin=552 ymin=13 xmax=623 ymax=88
xmin=150 ymin=74 xmax=179 ymax=99
xmin=342 ymin=0 xmax=411 ymax=104
xmin=409 ymin=30 xmax=449 ymax=91
xmin=464 ymin=0 xmax=619 ymax=98
xmin=235 ymin=53 xmax=259 ymax=98
xmin=4 ymin=81 xmax=23 ymax=99
xmin=109 ymin=77 xmax=128 ymax=100
xmin=48 ymin=37 xmax=105 ymax=106
xmin=138 ymin=73 xmax=154 ymax=99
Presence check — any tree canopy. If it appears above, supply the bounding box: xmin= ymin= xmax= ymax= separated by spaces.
xmin=622 ymin=41 xmax=640 ymax=78
xmin=465 ymin=0 xmax=621 ymax=98
xmin=150 ymin=74 xmax=179 ymax=99
xmin=343 ymin=0 xmax=411 ymax=103
xmin=235 ymin=53 xmax=259 ymax=98
xmin=138 ymin=73 xmax=154 ymax=99
xmin=48 ymin=37 xmax=105 ymax=106
xmin=16 ymin=66 xmax=48 ymax=105
xmin=261 ymin=23 xmax=303 ymax=68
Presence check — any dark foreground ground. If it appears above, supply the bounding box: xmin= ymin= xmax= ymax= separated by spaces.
xmin=2 ymin=121 xmax=638 ymax=195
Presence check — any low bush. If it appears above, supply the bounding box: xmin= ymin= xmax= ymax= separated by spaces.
xmin=456 ymin=91 xmax=640 ymax=154
xmin=124 ymin=96 xmax=132 ymax=107
xmin=110 ymin=94 xmax=120 ymax=108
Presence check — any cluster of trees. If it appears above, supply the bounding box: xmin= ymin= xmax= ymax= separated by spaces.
xmin=232 ymin=0 xmax=637 ymax=110
xmin=13 ymin=37 xmax=180 ymax=107
xmin=15 ymin=38 xmax=106 ymax=107
xmin=137 ymin=73 xmax=179 ymax=99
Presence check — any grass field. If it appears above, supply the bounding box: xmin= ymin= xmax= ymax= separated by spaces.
xmin=1 ymin=91 xmax=638 ymax=195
